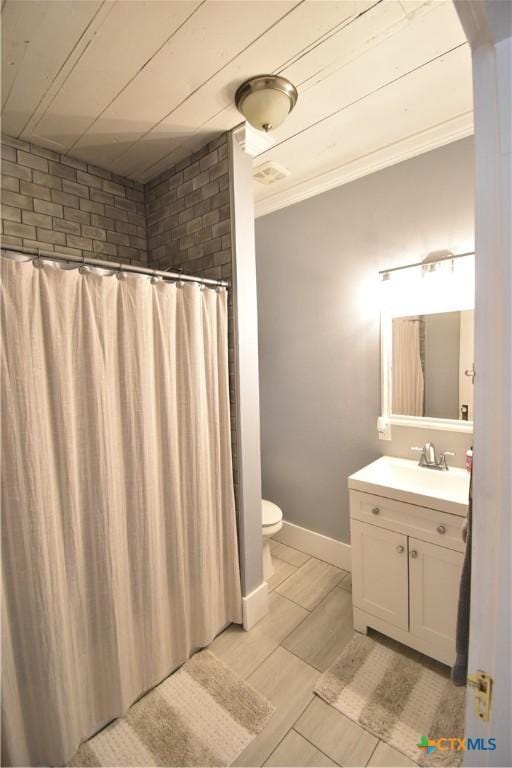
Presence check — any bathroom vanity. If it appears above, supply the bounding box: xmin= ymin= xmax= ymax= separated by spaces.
xmin=348 ymin=456 xmax=470 ymax=666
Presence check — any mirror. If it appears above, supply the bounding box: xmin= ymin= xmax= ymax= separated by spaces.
xmin=391 ymin=310 xmax=474 ymax=421
xmin=380 ymin=253 xmax=475 ymax=432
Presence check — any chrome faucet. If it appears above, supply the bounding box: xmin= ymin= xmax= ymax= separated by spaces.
xmin=411 ymin=442 xmax=455 ymax=471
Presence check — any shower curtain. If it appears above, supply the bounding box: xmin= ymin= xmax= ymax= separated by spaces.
xmin=1 ymin=255 xmax=242 ymax=767
xmin=392 ymin=317 xmax=424 ymax=416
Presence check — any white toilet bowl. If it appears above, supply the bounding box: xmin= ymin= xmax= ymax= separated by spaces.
xmin=262 ymin=499 xmax=283 ymax=580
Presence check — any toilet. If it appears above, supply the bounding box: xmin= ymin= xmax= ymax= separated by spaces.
xmin=262 ymin=499 xmax=283 ymax=580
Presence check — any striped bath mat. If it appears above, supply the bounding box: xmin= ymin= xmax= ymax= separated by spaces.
xmin=71 ymin=650 xmax=274 ymax=767
xmin=315 ymin=634 xmax=465 ymax=767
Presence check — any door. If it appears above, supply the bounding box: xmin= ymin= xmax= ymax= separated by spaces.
xmin=409 ymin=537 xmax=463 ymax=664
xmin=351 ymin=520 xmax=408 ymax=630
xmin=446 ymin=6 xmax=511 ymax=764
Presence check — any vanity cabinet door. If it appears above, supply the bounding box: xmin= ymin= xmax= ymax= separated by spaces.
xmin=351 ymin=520 xmax=409 ymax=630
xmin=409 ymin=537 xmax=463 ymax=663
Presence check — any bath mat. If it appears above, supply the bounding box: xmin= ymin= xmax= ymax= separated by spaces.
xmin=70 ymin=650 xmax=274 ymax=767
xmin=315 ymin=634 xmax=465 ymax=767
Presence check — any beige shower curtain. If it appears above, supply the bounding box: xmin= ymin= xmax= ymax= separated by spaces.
xmin=1 ymin=255 xmax=242 ymax=767
xmin=392 ymin=317 xmax=424 ymax=416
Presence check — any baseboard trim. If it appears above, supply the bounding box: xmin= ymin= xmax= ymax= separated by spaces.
xmin=242 ymin=581 xmax=269 ymax=630
xmin=274 ymin=521 xmax=351 ymax=572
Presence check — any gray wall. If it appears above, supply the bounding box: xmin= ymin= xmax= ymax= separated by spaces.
xmin=424 ymin=312 xmax=461 ymax=419
xmin=256 ymin=138 xmax=474 ymax=543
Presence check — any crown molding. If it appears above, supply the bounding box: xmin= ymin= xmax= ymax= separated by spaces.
xmin=254 ymin=112 xmax=474 ymax=219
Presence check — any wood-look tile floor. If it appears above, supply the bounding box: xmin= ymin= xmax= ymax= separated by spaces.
xmin=210 ymin=542 xmax=416 ymax=768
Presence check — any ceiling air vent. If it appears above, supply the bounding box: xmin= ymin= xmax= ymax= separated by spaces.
xmin=253 ymin=161 xmax=290 ymax=185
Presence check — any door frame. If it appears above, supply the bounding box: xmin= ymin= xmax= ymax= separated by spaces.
xmin=453 ymin=3 xmax=511 ymax=765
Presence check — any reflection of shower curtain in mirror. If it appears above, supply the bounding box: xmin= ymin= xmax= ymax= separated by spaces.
xmin=392 ymin=318 xmax=424 ymax=416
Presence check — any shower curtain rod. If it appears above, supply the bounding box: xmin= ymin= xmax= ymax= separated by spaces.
xmin=0 ymin=244 xmax=230 ymax=288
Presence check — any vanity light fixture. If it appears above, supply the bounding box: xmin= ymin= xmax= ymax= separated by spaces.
xmin=421 ymin=259 xmax=455 ymax=276
xmin=379 ymin=252 xmax=475 ymax=316
xmin=235 ymin=75 xmax=298 ymax=132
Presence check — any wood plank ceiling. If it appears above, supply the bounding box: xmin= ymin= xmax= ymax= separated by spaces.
xmin=1 ymin=0 xmax=473 ymax=216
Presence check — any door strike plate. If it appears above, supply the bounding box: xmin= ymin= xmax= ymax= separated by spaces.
xmin=467 ymin=671 xmax=492 ymax=722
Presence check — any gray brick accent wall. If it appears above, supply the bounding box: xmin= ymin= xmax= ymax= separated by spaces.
xmin=145 ymin=134 xmax=231 ymax=282
xmin=1 ymin=135 xmax=147 ymax=265
xmin=145 ymin=134 xmax=238 ymax=498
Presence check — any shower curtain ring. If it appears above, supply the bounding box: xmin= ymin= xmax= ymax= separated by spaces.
xmin=79 ymin=253 xmax=89 ymax=274
xmin=150 ymin=268 xmax=161 ymax=284
xmin=34 ymin=248 xmax=43 ymax=269
xmin=116 ymin=262 xmax=126 ymax=280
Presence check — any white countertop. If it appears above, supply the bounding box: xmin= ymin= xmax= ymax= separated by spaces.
xmin=348 ymin=456 xmax=470 ymax=516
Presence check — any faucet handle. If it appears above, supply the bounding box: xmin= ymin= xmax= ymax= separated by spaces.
xmin=439 ymin=450 xmax=456 ymax=470
xmin=411 ymin=445 xmax=426 ymax=466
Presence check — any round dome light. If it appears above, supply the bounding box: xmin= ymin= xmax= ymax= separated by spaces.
xmin=235 ymin=75 xmax=298 ymax=133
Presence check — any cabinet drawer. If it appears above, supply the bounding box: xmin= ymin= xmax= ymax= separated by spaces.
xmin=350 ymin=490 xmax=466 ymax=552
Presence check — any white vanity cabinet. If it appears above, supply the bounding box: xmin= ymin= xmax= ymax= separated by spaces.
xmin=348 ymin=457 xmax=469 ymax=666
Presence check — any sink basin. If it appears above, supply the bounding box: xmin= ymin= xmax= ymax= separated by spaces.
xmin=348 ymin=456 xmax=470 ymax=516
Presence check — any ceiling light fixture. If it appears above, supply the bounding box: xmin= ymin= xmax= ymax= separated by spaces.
xmin=235 ymin=75 xmax=298 ymax=133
